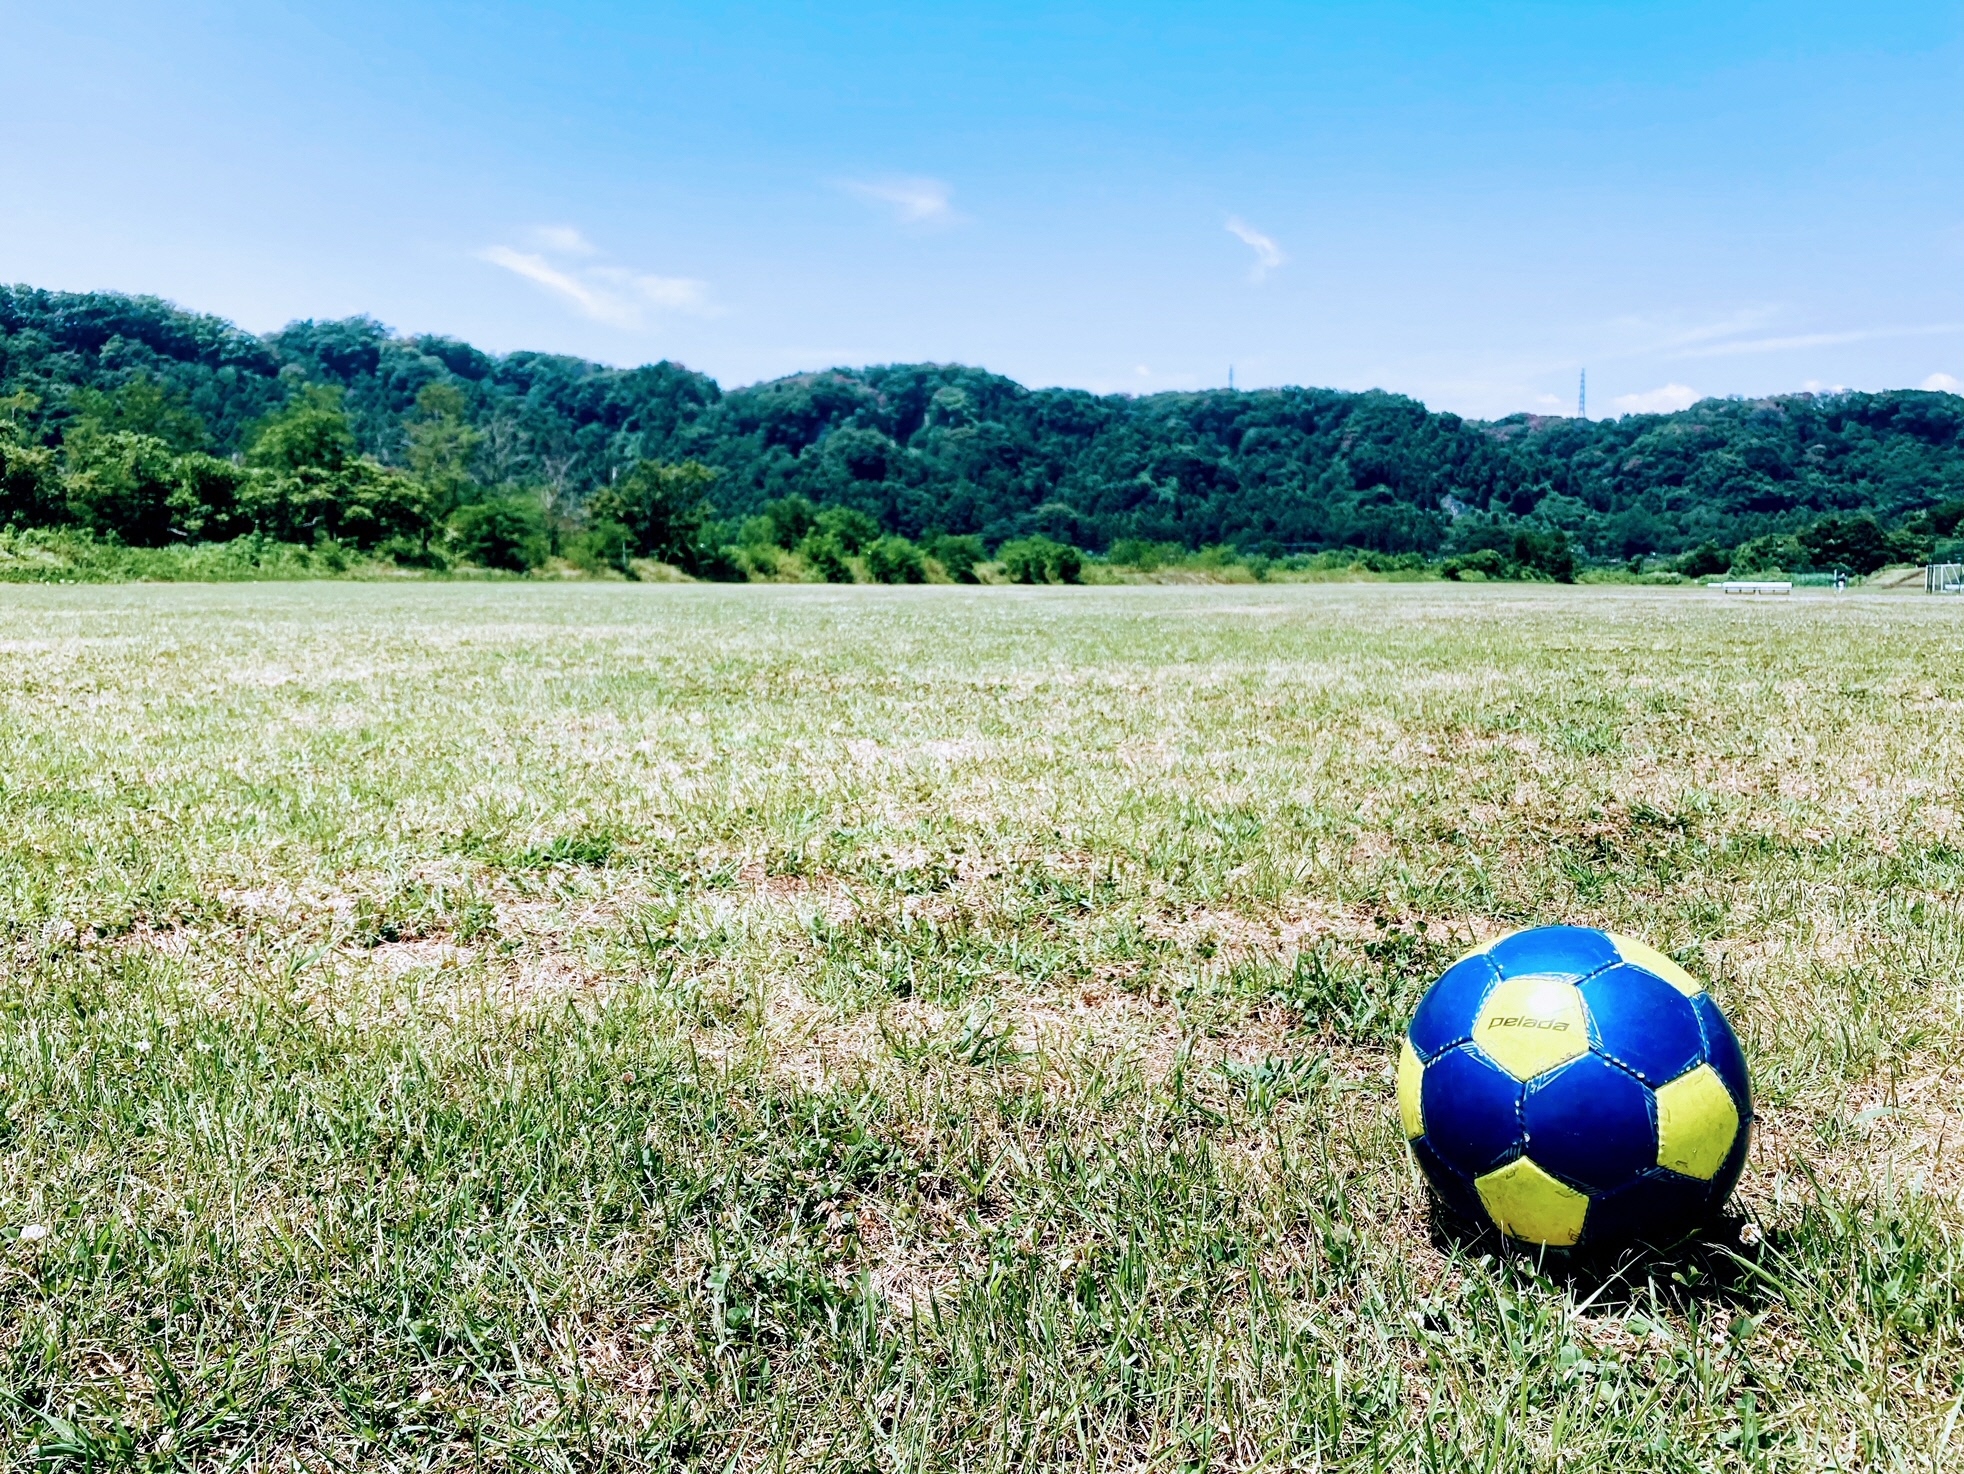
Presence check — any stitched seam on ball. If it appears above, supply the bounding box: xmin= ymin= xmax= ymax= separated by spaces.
xmin=1689 ymin=991 xmax=1715 ymax=1060
xmin=1596 ymin=1046 xmax=1644 ymax=1079
xmin=1575 ymin=957 xmax=1620 ymax=987
xmin=1594 ymin=1052 xmax=1651 ymax=1089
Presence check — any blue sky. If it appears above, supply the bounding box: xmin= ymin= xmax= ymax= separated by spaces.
xmin=2 ymin=1 xmax=1959 ymax=417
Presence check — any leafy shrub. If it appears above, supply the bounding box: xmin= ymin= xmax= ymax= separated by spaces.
xmin=1440 ymin=522 xmax=1575 ymax=582
xmin=815 ymin=505 xmax=880 ymax=553
xmin=798 ymin=530 xmax=853 ymax=582
xmin=374 ymin=532 xmax=450 ymax=570
xmin=690 ymin=543 xmax=749 ymax=581
xmin=1354 ymin=549 xmax=1428 ymax=572
xmin=564 ymin=518 xmax=634 ymax=575
xmin=1507 ymin=526 xmax=1575 ymax=581
xmin=1728 ymin=534 xmax=1806 ymax=576
xmin=1107 ymin=537 xmax=1184 ymax=571
xmin=738 ymin=541 xmax=781 ymax=577
xmin=1298 ymin=548 xmax=1429 ymax=574
xmin=997 ymin=535 xmax=1082 ymax=584
xmin=1675 ymin=541 xmax=1732 ymax=577
xmin=1441 ymin=548 xmax=1509 ymax=581
xmin=0 ymin=528 xmax=398 ymax=582
xmin=450 ymin=496 xmax=549 ymax=571
xmin=925 ymin=533 xmax=985 ymax=582
xmin=865 ymin=534 xmax=926 ymax=583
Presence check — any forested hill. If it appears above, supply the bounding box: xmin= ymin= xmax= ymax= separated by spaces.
xmin=4 ymin=284 xmax=1963 ymax=563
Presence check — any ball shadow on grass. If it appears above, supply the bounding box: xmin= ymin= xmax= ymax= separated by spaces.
xmin=1422 ymin=1196 xmax=1778 ymax=1315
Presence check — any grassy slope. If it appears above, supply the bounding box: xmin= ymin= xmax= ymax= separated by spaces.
xmin=0 ymin=583 xmax=1959 ymax=1470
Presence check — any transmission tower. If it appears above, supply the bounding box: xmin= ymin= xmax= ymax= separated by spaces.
xmin=1578 ymin=368 xmax=1587 ymax=419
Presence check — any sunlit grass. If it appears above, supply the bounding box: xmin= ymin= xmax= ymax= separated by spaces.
xmin=1 ymin=581 xmax=1960 ymax=1469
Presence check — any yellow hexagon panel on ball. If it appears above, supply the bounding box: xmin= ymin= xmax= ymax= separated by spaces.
xmin=1655 ymin=1064 xmax=1740 ymax=1180
xmin=1474 ymin=1157 xmax=1590 ymax=1246
xmin=1397 ymin=1038 xmax=1425 ymax=1139
xmin=1470 ymin=974 xmax=1589 ymax=1080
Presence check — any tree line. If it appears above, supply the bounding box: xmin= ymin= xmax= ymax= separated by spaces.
xmin=3 ymin=285 xmax=1962 ymax=578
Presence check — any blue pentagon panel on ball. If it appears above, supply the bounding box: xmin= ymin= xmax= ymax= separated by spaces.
xmin=1580 ymin=1169 xmax=1715 ymax=1250
xmin=1400 ymin=925 xmax=1754 ymax=1250
xmin=1408 ymin=1134 xmax=1486 ymax=1223
xmin=1419 ymin=1043 xmax=1526 ymax=1177
xmin=1521 ymin=1053 xmax=1657 ymax=1195
xmin=1577 ymin=964 xmax=1706 ymax=1086
xmin=1486 ymin=925 xmax=1621 ymax=984
xmin=1405 ymin=950 xmax=1499 ymax=1060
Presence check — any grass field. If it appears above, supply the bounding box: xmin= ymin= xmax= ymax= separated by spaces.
xmin=1 ymin=582 xmax=1960 ymax=1471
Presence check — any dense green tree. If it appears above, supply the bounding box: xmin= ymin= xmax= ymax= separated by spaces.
xmin=1907 ymin=500 xmax=1964 ymax=539
xmin=0 ymin=422 xmax=63 ymax=529
xmin=589 ymin=459 xmax=719 ymax=568
xmin=450 ymin=495 xmax=549 ymax=571
xmin=1797 ymin=514 xmax=1908 ymax=574
xmin=244 ymin=385 xmax=357 ymax=478
xmin=760 ymin=495 xmax=818 ymax=547
xmin=240 ymin=387 xmax=432 ymax=548
xmin=65 ymin=378 xmax=209 ymax=453
xmin=171 ymin=453 xmax=254 ymax=542
xmin=1440 ymin=515 xmax=1575 ymax=581
xmin=62 ymin=429 xmax=185 ymax=544
xmin=238 ymin=457 xmax=429 ymax=548
xmin=405 ymin=382 xmax=481 ymax=516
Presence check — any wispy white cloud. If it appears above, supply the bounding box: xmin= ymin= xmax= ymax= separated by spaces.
xmin=1612 ymin=383 xmax=1700 ymax=415
xmin=529 ymin=224 xmax=599 ymax=257
xmin=1225 ymin=217 xmax=1284 ymax=282
xmin=1920 ymin=372 xmax=1961 ymax=394
xmin=477 ymin=232 xmax=709 ymax=329
xmin=837 ymin=176 xmax=958 ymax=226
xmin=1670 ymin=322 xmax=1964 ymax=360
xmin=588 ymin=266 xmax=707 ymax=312
xmin=1647 ymin=309 xmax=1780 ymax=352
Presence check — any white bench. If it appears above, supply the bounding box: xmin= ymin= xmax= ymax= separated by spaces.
xmin=1721 ymin=581 xmax=1792 ymax=596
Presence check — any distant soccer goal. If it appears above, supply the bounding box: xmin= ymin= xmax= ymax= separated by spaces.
xmin=1927 ymin=564 xmax=1964 ymax=594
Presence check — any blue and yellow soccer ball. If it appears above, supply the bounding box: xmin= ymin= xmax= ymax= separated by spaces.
xmin=1398 ymin=926 xmax=1751 ymax=1249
